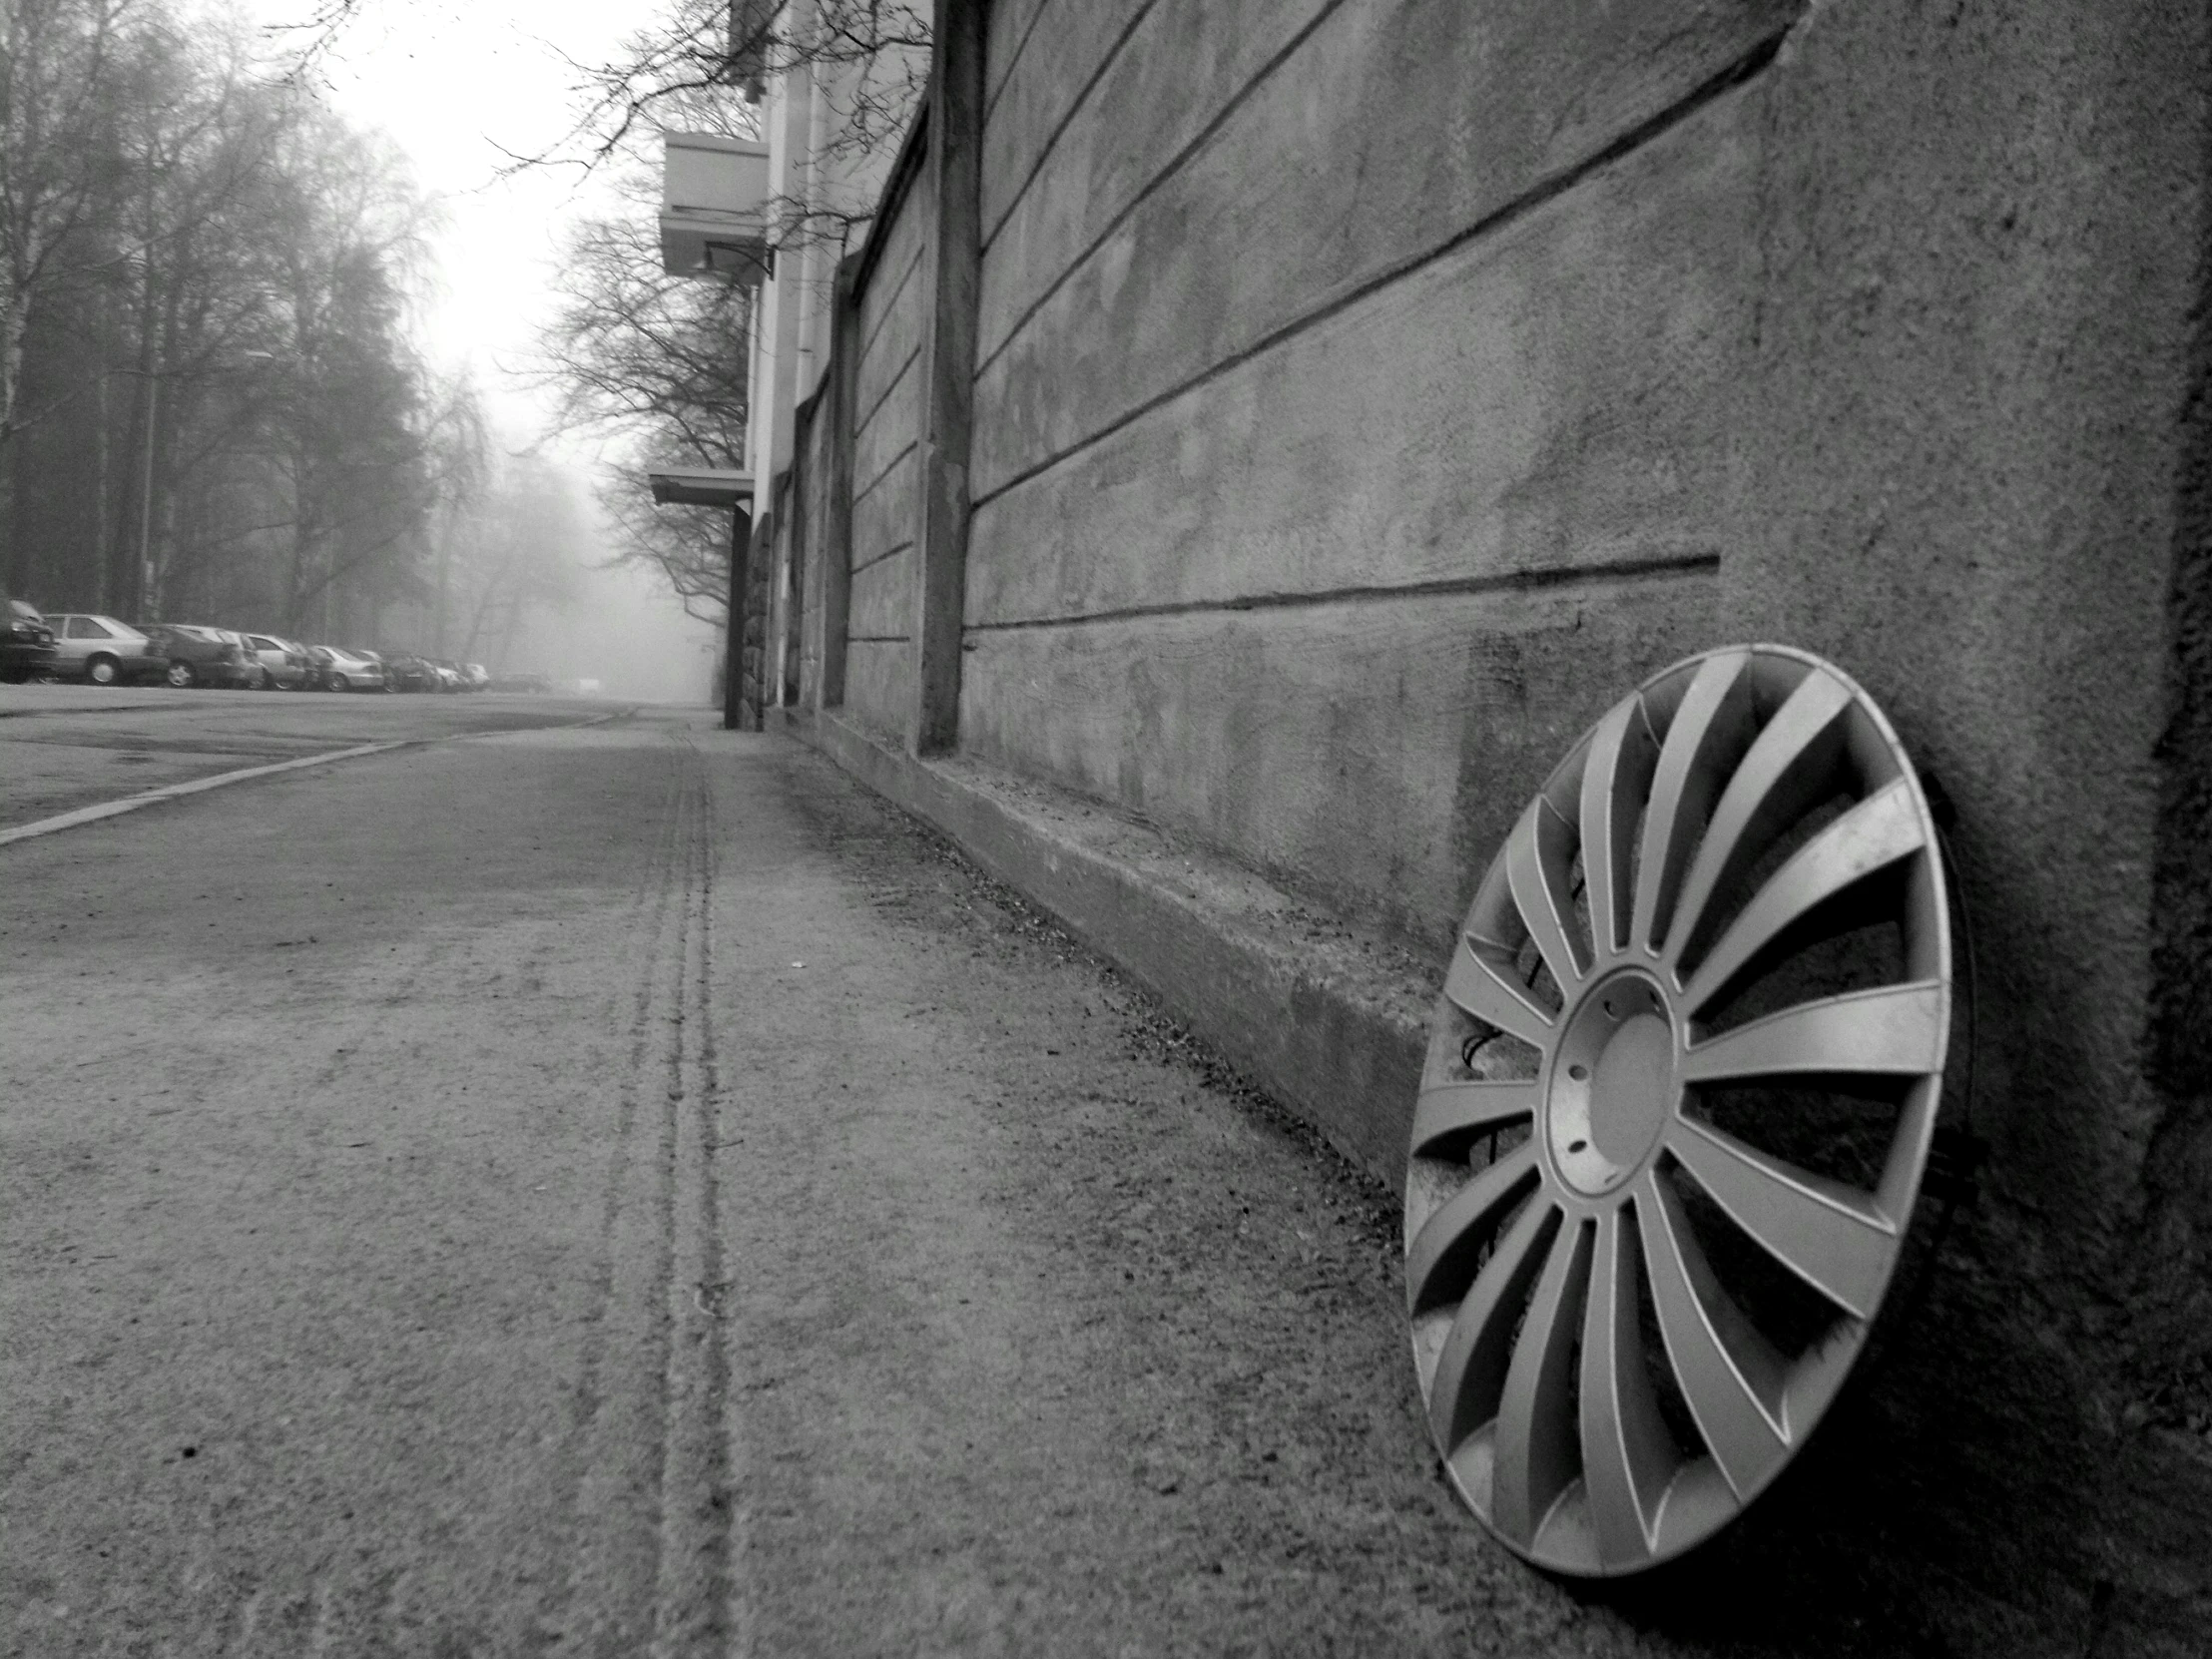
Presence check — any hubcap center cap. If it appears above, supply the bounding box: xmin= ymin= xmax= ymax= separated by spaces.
xmin=1546 ymin=974 xmax=1675 ymax=1196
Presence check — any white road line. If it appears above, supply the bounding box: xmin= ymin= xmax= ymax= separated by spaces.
xmin=0 ymin=742 xmax=406 ymax=847
xmin=0 ymin=707 xmax=639 ymax=849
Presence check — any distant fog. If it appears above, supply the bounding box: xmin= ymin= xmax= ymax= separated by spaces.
xmin=500 ymin=557 xmax=720 ymax=705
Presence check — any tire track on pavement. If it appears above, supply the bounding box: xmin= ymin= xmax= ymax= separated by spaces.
xmin=650 ymin=740 xmax=743 ymax=1658
xmin=541 ymin=734 xmax=694 ymax=1657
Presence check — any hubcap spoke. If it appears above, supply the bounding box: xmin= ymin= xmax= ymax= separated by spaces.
xmin=1578 ymin=1206 xmax=1674 ymax=1568
xmin=1579 ymin=699 xmax=1660 ymax=961
xmin=1632 ymin=652 xmax=1756 ymax=953
xmin=1425 ymin=1196 xmax=1558 ymax=1453
xmin=1405 ymin=1142 xmax=1540 ymax=1316
xmin=1680 ymin=779 xmax=1926 ymax=1016
xmin=1662 ymin=672 xmax=1856 ymax=973
xmin=1410 ymin=1078 xmax=1539 ymax=1160
xmin=1679 ymin=982 xmax=1946 ymax=1084
xmin=1442 ymin=936 xmax=1555 ymax=1048
xmin=1490 ymin=1216 xmax=1592 ymax=1546
xmin=1636 ymin=1170 xmax=1791 ymax=1497
xmin=1667 ymin=1117 xmax=1896 ymax=1320
xmin=1506 ymin=797 xmax=1588 ymax=993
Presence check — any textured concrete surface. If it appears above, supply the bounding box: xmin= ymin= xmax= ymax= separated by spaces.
xmin=2 ymin=707 xmax=1718 ymax=1658
xmin=793 ymin=708 xmax=2212 ymax=1657
xmin=780 ymin=0 xmax=2212 ymax=1635
xmin=846 ymin=164 xmax=933 ymax=737
xmin=966 ymin=81 xmax=1756 ymax=624
xmin=958 ymin=570 xmax=1715 ymax=958
xmin=1707 ymin=0 xmax=2212 ymax=1485
xmin=971 ymin=0 xmax=1796 ymax=498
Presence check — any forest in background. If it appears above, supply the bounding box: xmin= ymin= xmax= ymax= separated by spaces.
xmin=0 ymin=0 xmax=585 ymax=660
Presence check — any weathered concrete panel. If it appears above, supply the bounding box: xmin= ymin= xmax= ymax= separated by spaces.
xmin=976 ymin=0 xmax=1331 ymax=369
xmin=850 ymin=446 xmax=917 ymax=572
xmin=979 ymin=0 xmax=1149 ymax=241
xmin=847 ymin=544 xmax=915 ymax=641
xmin=1711 ymin=0 xmax=2206 ymax=1425
xmin=968 ymin=87 xmax=1759 ymax=625
xmin=973 ymin=0 xmax=1797 ymax=489
xmin=983 ymin=0 xmax=1053 ymax=109
xmin=958 ymin=571 xmax=1716 ymax=955
xmin=857 ymin=167 xmax=931 ymax=360
xmin=855 ymin=261 xmax=925 ymax=436
xmin=852 ymin=351 xmax=920 ymax=505
xmin=842 ymin=636 xmax=911 ymax=738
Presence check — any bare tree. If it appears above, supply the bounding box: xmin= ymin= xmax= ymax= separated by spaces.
xmin=528 ymin=158 xmax=750 ymax=619
xmin=0 ymin=0 xmax=132 ymax=579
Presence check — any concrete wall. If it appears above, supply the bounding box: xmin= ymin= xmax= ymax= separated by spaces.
xmin=944 ymin=0 xmax=2212 ymax=1638
xmin=962 ymin=0 xmax=1811 ymax=950
xmin=775 ymin=0 xmax=2212 ymax=1637
xmin=841 ymin=155 xmax=934 ymax=737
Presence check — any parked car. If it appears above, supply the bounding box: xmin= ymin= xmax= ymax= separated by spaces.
xmin=382 ymin=654 xmax=438 ymax=693
xmin=40 ymin=614 xmax=168 ymax=685
xmin=210 ymin=630 xmax=266 ymax=687
xmin=488 ymin=672 xmax=551 ymax=694
xmin=460 ymin=662 xmax=490 ymax=692
xmin=242 ymin=633 xmax=312 ymax=689
xmin=306 ymin=645 xmax=385 ymax=692
xmin=431 ymin=660 xmax=464 ymax=693
xmin=1 ymin=598 xmax=58 ymax=682
xmin=138 ymin=624 xmax=253 ymax=688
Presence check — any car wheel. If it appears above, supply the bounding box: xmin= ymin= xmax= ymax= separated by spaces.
xmin=86 ymin=654 xmax=119 ymax=686
xmin=328 ymin=673 xmax=347 ymax=692
xmin=166 ymin=661 xmax=196 ymax=688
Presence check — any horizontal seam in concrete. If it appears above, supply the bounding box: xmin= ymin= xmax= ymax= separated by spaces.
xmin=962 ymin=551 xmax=1723 ymax=634
xmin=981 ymin=0 xmax=1057 ymax=125
xmin=844 ymin=634 xmax=912 ymax=645
xmin=857 ymin=240 xmax=928 ymax=363
xmin=852 ymin=438 xmax=918 ymax=508
xmin=0 ymin=741 xmax=406 ymax=847
xmin=973 ymin=0 xmax=1352 ymax=380
xmin=849 ymin=539 xmax=916 ymax=579
xmin=787 ymin=709 xmax=1429 ymax=1187
xmin=978 ymin=0 xmax=1166 ymax=255
xmin=968 ymin=27 xmax=1789 ymax=517
xmin=982 ymin=0 xmax=1059 ymax=124
xmin=854 ymin=342 xmax=922 ymax=443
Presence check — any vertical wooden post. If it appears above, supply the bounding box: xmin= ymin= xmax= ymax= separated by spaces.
xmin=816 ymin=256 xmax=863 ymax=713
xmin=724 ymin=503 xmax=752 ymax=731
xmin=907 ymin=0 xmax=985 ymax=756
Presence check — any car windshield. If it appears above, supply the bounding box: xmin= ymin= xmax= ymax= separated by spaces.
xmin=8 ymin=599 xmax=40 ymax=622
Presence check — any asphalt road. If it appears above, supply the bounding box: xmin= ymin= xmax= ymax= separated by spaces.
xmin=0 ymin=682 xmax=611 ymax=831
xmin=0 ymin=698 xmax=1865 ymax=1657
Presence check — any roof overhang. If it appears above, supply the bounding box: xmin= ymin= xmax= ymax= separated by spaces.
xmin=660 ymin=131 xmax=772 ymax=282
xmin=648 ymin=467 xmax=756 ymax=508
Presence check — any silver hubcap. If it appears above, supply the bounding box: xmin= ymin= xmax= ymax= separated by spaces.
xmin=1406 ymin=645 xmax=1952 ymax=1576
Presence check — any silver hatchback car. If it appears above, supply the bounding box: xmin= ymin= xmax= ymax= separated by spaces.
xmin=41 ymin=614 xmax=166 ymax=685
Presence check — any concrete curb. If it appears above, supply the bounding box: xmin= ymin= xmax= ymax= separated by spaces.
xmin=789 ymin=708 xmax=1433 ymax=1188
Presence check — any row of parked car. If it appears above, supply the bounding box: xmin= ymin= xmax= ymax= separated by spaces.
xmin=1 ymin=604 xmax=492 ymax=693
